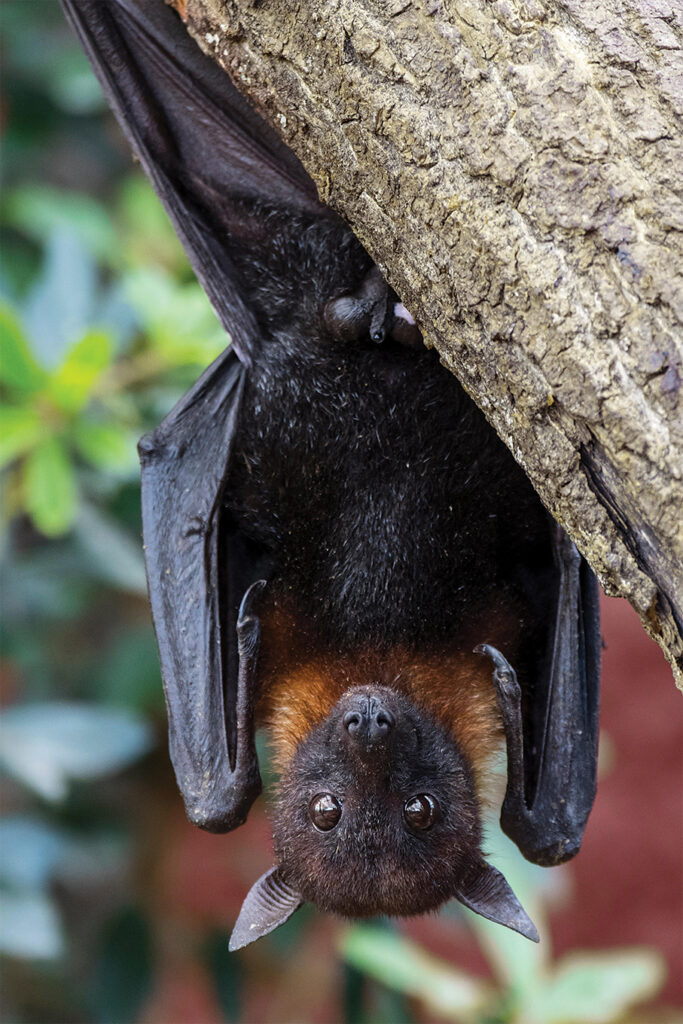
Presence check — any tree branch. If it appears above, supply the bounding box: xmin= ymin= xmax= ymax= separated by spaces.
xmin=178 ymin=0 xmax=683 ymax=684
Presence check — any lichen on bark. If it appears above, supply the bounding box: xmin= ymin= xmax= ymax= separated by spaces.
xmin=179 ymin=0 xmax=683 ymax=684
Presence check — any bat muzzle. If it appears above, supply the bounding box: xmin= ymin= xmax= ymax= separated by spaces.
xmin=337 ymin=687 xmax=402 ymax=761
xmin=343 ymin=698 xmax=394 ymax=744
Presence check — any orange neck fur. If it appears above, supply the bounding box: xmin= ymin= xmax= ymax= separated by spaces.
xmin=256 ymin=597 xmax=519 ymax=795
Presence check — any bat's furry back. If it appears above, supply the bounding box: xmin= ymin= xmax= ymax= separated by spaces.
xmin=224 ymin=202 xmax=553 ymax=654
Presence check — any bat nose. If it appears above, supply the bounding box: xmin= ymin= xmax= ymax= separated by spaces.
xmin=343 ymin=697 xmax=394 ymax=746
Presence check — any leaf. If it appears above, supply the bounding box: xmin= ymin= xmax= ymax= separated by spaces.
xmin=0 ymin=405 xmax=42 ymax=468
xmin=22 ymin=436 xmax=78 ymax=537
xmin=123 ymin=267 xmax=226 ymax=365
xmin=44 ymin=50 xmax=106 ymax=116
xmin=73 ymin=420 xmax=138 ymax=472
xmin=526 ymin=949 xmax=665 ymax=1024
xmin=0 ymin=817 xmax=68 ymax=890
xmin=95 ymin=627 xmax=163 ymax=712
xmin=47 ymin=329 xmax=112 ymax=413
xmin=0 ymin=301 xmax=48 ymax=392
xmin=205 ymin=930 xmax=242 ymax=1024
xmin=0 ymin=702 xmax=154 ymax=802
xmin=117 ymin=175 xmax=186 ymax=273
xmin=0 ymin=890 xmax=64 ymax=960
xmin=462 ymin=817 xmax=550 ymax=1000
xmin=74 ymin=503 xmax=147 ymax=594
xmin=89 ymin=907 xmax=154 ymax=1024
xmin=339 ymin=925 xmax=491 ymax=1020
xmin=2 ymin=185 xmax=118 ymax=265
xmin=22 ymin=228 xmax=97 ymax=369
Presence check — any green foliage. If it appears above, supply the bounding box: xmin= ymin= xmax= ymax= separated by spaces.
xmin=339 ymin=827 xmax=666 ymax=1024
xmin=0 ymin=11 xmax=226 ymax=1017
xmin=1 ymin=182 xmax=224 ymax=539
xmin=89 ymin=907 xmax=154 ymax=1024
xmin=340 ymin=922 xmax=664 ymax=1024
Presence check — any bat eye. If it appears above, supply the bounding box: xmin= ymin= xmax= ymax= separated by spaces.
xmin=309 ymin=793 xmax=342 ymax=832
xmin=404 ymin=794 xmax=438 ymax=830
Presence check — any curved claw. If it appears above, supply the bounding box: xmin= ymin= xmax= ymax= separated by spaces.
xmin=238 ymin=578 xmax=267 ymax=625
xmin=474 ymin=643 xmax=513 ymax=675
xmin=474 ymin=645 xmax=521 ymax=701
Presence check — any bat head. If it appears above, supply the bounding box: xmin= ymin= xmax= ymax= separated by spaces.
xmin=230 ymin=685 xmax=538 ymax=950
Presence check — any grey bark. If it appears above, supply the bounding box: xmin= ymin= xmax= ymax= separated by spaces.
xmin=177 ymin=0 xmax=683 ymax=685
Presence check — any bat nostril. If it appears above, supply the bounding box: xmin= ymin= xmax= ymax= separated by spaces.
xmin=374 ymin=709 xmax=394 ymax=735
xmin=343 ymin=710 xmax=363 ymax=734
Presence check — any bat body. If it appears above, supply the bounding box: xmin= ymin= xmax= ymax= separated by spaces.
xmin=62 ymin=0 xmax=601 ymax=950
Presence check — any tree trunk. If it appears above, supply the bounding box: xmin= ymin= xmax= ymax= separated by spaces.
xmin=176 ymin=0 xmax=683 ymax=685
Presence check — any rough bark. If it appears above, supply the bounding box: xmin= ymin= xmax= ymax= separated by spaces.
xmin=177 ymin=0 xmax=683 ymax=685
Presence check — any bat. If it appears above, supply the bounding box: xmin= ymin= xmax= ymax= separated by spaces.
xmin=62 ymin=0 xmax=601 ymax=951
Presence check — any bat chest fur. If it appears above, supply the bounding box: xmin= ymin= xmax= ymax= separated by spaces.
xmin=225 ymin=336 xmax=545 ymax=648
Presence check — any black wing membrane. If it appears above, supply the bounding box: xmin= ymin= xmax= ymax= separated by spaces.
xmin=138 ymin=354 xmax=264 ymax=830
xmin=59 ymin=0 xmax=323 ymax=363
xmin=481 ymin=524 xmax=601 ymax=865
xmin=60 ymin=0 xmax=325 ymax=830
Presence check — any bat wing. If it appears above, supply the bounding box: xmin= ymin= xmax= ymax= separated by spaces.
xmin=480 ymin=524 xmax=601 ymax=865
xmin=138 ymin=356 xmax=268 ymax=830
xmin=60 ymin=0 xmax=325 ymax=830
xmin=60 ymin=0 xmax=324 ymax=362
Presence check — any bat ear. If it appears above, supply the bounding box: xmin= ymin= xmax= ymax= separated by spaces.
xmin=229 ymin=867 xmax=304 ymax=951
xmin=454 ymin=857 xmax=539 ymax=942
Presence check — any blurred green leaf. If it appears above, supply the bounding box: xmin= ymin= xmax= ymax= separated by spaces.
xmin=0 ymin=300 xmax=48 ymax=391
xmin=2 ymin=185 xmax=118 ymax=264
xmin=343 ymin=963 xmax=416 ymax=1024
xmin=0 ymin=817 xmax=69 ymax=890
xmin=340 ymin=925 xmax=491 ymax=1021
xmin=23 ymin=228 xmax=97 ymax=369
xmin=344 ymin=963 xmax=370 ymax=1024
xmin=48 ymin=329 xmax=112 ymax=413
xmin=0 ymin=890 xmax=64 ymax=961
xmin=96 ymin=627 xmax=162 ymax=712
xmin=23 ymin=436 xmax=78 ymax=536
xmin=526 ymin=950 xmax=665 ymax=1024
xmin=46 ymin=50 xmax=107 ymax=115
xmin=0 ymin=541 xmax=96 ymax=625
xmin=73 ymin=420 xmax=138 ymax=473
xmin=117 ymin=175 xmax=186 ymax=273
xmin=0 ymin=405 xmax=42 ymax=467
xmin=90 ymin=907 xmax=153 ymax=1024
xmin=0 ymin=702 xmax=154 ymax=802
xmin=74 ymin=503 xmax=147 ymax=594
xmin=123 ymin=266 xmax=225 ymax=365
xmin=205 ymin=930 xmax=243 ymax=1024
xmin=463 ymin=819 xmax=550 ymax=1004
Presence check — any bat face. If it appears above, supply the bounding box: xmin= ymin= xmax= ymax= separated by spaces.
xmin=272 ymin=685 xmax=482 ymax=918
xmin=229 ymin=678 xmax=539 ymax=948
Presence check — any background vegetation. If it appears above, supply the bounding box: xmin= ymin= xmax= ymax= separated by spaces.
xmin=0 ymin=5 xmax=680 ymax=1022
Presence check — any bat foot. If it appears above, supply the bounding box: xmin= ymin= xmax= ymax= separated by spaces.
xmin=474 ymin=644 xmax=521 ymax=698
xmin=237 ymin=579 xmax=267 ymax=626
xmin=237 ymin=580 xmax=267 ymax=658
